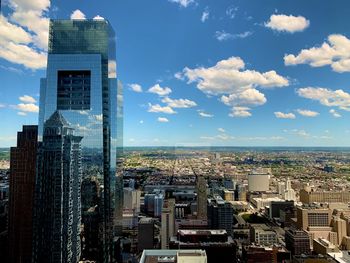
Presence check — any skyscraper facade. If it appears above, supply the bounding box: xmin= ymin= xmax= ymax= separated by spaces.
xmin=197 ymin=176 xmax=207 ymax=220
xmin=33 ymin=112 xmax=82 ymax=263
xmin=8 ymin=125 xmax=38 ymax=263
xmin=36 ymin=19 xmax=123 ymax=262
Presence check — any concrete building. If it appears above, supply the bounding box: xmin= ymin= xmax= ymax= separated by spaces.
xmin=300 ymin=187 xmax=350 ymax=204
xmin=138 ymin=217 xmax=154 ymax=252
xmin=332 ymin=216 xmax=347 ymax=245
xmin=313 ymin=238 xmax=340 ymax=255
xmin=269 ymin=200 xmax=294 ymax=219
xmin=250 ymin=224 xmax=278 ymax=246
xmin=169 ymin=230 xmax=235 ymax=263
xmin=123 ymin=187 xmax=141 ymax=213
xmin=139 ymin=249 xmax=207 ymax=263
xmin=297 ymin=206 xmax=332 ymax=231
xmin=248 ymin=172 xmax=270 ymax=192
xmin=8 ymin=125 xmax=38 ymax=263
xmin=284 ymin=178 xmax=296 ymax=201
xmin=285 ymin=228 xmax=311 ymax=255
xmin=197 ymin=176 xmax=207 ymax=220
xmin=161 ymin=199 xmax=175 ymax=249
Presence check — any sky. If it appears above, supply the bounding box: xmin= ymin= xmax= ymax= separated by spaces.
xmin=1 ymin=0 xmax=350 ymax=147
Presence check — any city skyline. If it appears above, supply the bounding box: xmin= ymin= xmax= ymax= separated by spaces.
xmin=1 ymin=0 xmax=350 ymax=147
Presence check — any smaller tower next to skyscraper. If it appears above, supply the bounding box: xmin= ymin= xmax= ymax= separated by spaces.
xmin=197 ymin=176 xmax=207 ymax=220
xmin=33 ymin=111 xmax=83 ymax=263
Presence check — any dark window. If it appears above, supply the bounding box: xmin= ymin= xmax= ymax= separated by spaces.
xmin=57 ymin=70 xmax=91 ymax=110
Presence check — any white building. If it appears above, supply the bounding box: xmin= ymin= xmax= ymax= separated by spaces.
xmin=139 ymin=249 xmax=207 ymax=263
xmin=248 ymin=172 xmax=270 ymax=192
xmin=123 ymin=187 xmax=141 ymax=213
xmin=284 ymin=178 xmax=296 ymax=201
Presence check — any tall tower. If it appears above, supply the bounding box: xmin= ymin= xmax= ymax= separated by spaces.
xmin=37 ymin=19 xmax=123 ymax=262
xmin=33 ymin=111 xmax=82 ymax=263
xmin=8 ymin=125 xmax=38 ymax=263
xmin=197 ymin=176 xmax=207 ymax=220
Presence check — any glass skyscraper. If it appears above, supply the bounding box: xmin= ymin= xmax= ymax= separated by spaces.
xmin=36 ymin=19 xmax=123 ymax=263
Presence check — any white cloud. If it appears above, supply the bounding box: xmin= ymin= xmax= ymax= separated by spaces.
xmin=14 ymin=103 xmax=39 ymax=113
xmin=70 ymin=9 xmax=86 ymax=20
xmin=79 ymin=110 xmax=89 ymax=115
xmin=297 ymin=87 xmax=350 ymax=111
xmin=330 ymin=109 xmax=341 ymax=118
xmin=296 ymin=109 xmax=319 ymax=117
xmin=158 ymin=117 xmax=169 ymax=123
xmin=19 ymin=95 xmax=36 ymax=103
xmin=215 ymin=30 xmax=252 ymax=41
xmin=178 ymin=56 xmax=288 ymax=117
xmin=148 ymin=84 xmax=172 ymax=96
xmin=265 ymin=14 xmax=310 ymax=33
xmin=284 ymin=34 xmax=350 ymax=72
xmin=148 ymin=103 xmax=176 ymax=114
xmin=284 ymin=129 xmax=310 ymax=137
xmin=201 ymin=8 xmax=209 ymax=23
xmin=229 ymin=107 xmax=252 ymax=118
xmin=168 ymin=0 xmax=195 ymax=8
xmin=200 ymin=134 xmax=234 ymax=141
xmin=226 ymin=6 xmax=238 ymax=19
xmin=0 ymin=103 xmax=5 ymax=108
xmin=174 ymin=71 xmax=185 ymax=80
xmin=198 ymin=111 xmax=213 ymax=118
xmin=0 ymin=1 xmax=49 ymax=69
xmin=274 ymin=112 xmax=296 ymax=119
xmin=93 ymin=15 xmax=105 ymax=20
xmin=218 ymin=128 xmax=225 ymax=133
xmin=161 ymin=97 xmax=197 ymax=108
xmin=221 ymin=89 xmax=266 ymax=107
xmin=17 ymin=111 xmax=27 ymax=116
xmin=129 ymin=83 xmax=143 ymax=93
xmin=139 ymin=120 xmax=144 ymax=124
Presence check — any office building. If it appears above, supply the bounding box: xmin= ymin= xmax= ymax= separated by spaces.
xmin=123 ymin=187 xmax=141 ymax=213
xmin=285 ymin=228 xmax=311 ymax=255
xmin=37 ymin=19 xmax=122 ymax=262
xmin=207 ymin=196 xmax=234 ymax=235
xmin=284 ymin=178 xmax=296 ymax=201
xmin=169 ymin=230 xmax=235 ymax=263
xmin=197 ymin=176 xmax=207 ymax=220
xmin=139 ymin=249 xmax=207 ymax=263
xmin=300 ymin=187 xmax=350 ymax=204
xmin=248 ymin=172 xmax=270 ymax=192
xmin=242 ymin=245 xmax=290 ymax=263
xmin=32 ymin=111 xmax=82 ymax=263
xmin=313 ymin=238 xmax=340 ymax=255
xmin=297 ymin=206 xmax=332 ymax=231
xmin=332 ymin=216 xmax=347 ymax=245
xmin=269 ymin=200 xmax=294 ymax=219
xmin=161 ymin=199 xmax=175 ymax=249
xmin=138 ymin=217 xmax=155 ymax=252
xmin=250 ymin=224 xmax=278 ymax=246
xmin=8 ymin=125 xmax=38 ymax=263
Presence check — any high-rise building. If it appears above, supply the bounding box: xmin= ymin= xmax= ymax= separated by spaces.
xmin=32 ymin=111 xmax=83 ymax=263
xmin=248 ymin=172 xmax=270 ymax=192
xmin=296 ymin=206 xmax=332 ymax=231
xmin=285 ymin=228 xmax=311 ymax=255
xmin=123 ymin=187 xmax=141 ymax=213
xmin=8 ymin=125 xmax=38 ymax=263
xmin=197 ymin=176 xmax=207 ymax=220
xmin=207 ymin=196 xmax=234 ymax=235
xmin=37 ymin=19 xmax=122 ymax=262
xmin=138 ymin=217 xmax=155 ymax=252
xmin=284 ymin=178 xmax=296 ymax=201
xmin=161 ymin=199 xmax=175 ymax=249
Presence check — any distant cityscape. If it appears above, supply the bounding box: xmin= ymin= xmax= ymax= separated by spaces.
xmin=1 ymin=2 xmax=350 ymax=263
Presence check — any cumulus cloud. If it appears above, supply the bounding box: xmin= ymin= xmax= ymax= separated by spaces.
xmin=19 ymin=95 xmax=36 ymax=103
xmin=168 ymin=0 xmax=195 ymax=8
xmin=0 ymin=0 xmax=50 ymax=69
xmin=201 ymin=8 xmax=209 ymax=22
xmin=218 ymin=128 xmax=225 ymax=133
xmin=148 ymin=103 xmax=176 ymax=114
xmin=108 ymin=60 xmax=117 ymax=78
xmin=70 ymin=9 xmax=86 ymax=20
xmin=330 ymin=109 xmax=341 ymax=118
xmin=161 ymin=97 xmax=197 ymax=108
xmin=215 ymin=30 xmax=252 ymax=41
xmin=226 ymin=6 xmax=238 ymax=19
xmin=297 ymin=87 xmax=350 ymax=111
xmin=274 ymin=112 xmax=296 ymax=119
xmin=148 ymin=84 xmax=172 ymax=96
xmin=284 ymin=34 xmax=350 ymax=72
xmin=14 ymin=103 xmax=39 ymax=113
xmin=265 ymin=14 xmax=310 ymax=33
xmin=158 ymin=117 xmax=169 ymax=123
xmin=93 ymin=15 xmax=105 ymax=20
xmin=296 ymin=109 xmax=319 ymax=117
xmin=129 ymin=83 xmax=143 ymax=93
xmin=284 ymin=129 xmax=310 ymax=137
xmin=229 ymin=107 xmax=252 ymax=118
xmin=178 ymin=56 xmax=288 ymax=117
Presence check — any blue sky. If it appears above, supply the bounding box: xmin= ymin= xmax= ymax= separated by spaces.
xmin=1 ymin=0 xmax=350 ymax=147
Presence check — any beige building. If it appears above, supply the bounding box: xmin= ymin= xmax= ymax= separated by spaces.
xmin=332 ymin=217 xmax=347 ymax=245
xmin=300 ymin=188 xmax=350 ymax=204
xmin=296 ymin=206 xmax=332 ymax=231
xmin=313 ymin=238 xmax=340 ymax=255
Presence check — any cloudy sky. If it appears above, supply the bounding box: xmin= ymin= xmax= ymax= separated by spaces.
xmin=1 ymin=0 xmax=350 ymax=147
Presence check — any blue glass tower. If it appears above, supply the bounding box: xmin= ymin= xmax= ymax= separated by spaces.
xmin=37 ymin=19 xmax=123 ymax=262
